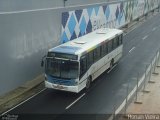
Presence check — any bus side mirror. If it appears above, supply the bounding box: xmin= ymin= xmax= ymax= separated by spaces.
xmin=41 ymin=60 xmax=44 ymax=67
xmin=41 ymin=55 xmax=46 ymax=67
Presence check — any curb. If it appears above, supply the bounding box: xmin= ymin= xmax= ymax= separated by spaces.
xmin=0 ymin=75 xmax=44 ymax=111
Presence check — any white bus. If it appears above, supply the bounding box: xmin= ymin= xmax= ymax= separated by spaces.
xmin=41 ymin=28 xmax=123 ymax=93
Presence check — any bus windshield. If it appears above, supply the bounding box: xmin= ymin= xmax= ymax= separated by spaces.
xmin=46 ymin=58 xmax=79 ymax=79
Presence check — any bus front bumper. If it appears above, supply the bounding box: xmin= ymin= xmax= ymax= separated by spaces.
xmin=45 ymin=81 xmax=79 ymax=93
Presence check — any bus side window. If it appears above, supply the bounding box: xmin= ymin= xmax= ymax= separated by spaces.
xmin=113 ymin=38 xmax=117 ymax=49
xmin=106 ymin=42 xmax=108 ymax=54
xmin=111 ymin=39 xmax=114 ymax=50
xmin=101 ymin=44 xmax=106 ymax=57
xmin=100 ymin=45 xmax=102 ymax=57
xmin=116 ymin=36 xmax=120 ymax=47
xmin=121 ymin=34 xmax=123 ymax=44
xmin=97 ymin=47 xmax=101 ymax=59
xmin=108 ymin=41 xmax=112 ymax=53
xmin=87 ymin=51 xmax=94 ymax=68
xmin=94 ymin=47 xmax=101 ymax=62
xmin=80 ymin=55 xmax=87 ymax=77
xmin=119 ymin=34 xmax=123 ymax=44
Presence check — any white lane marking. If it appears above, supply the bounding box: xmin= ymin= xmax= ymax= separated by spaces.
xmin=107 ymin=64 xmax=117 ymax=74
xmin=152 ymin=27 xmax=156 ymax=31
xmin=119 ymin=58 xmax=125 ymax=63
xmin=123 ymin=17 xmax=147 ymax=37
xmin=123 ymin=25 xmax=139 ymax=36
xmin=142 ymin=35 xmax=148 ymax=40
xmin=1 ymin=88 xmax=47 ymax=116
xmin=65 ymin=93 xmax=86 ymax=110
xmin=129 ymin=47 xmax=136 ymax=53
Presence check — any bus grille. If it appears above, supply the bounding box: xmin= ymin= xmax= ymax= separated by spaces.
xmin=47 ymin=75 xmax=76 ymax=86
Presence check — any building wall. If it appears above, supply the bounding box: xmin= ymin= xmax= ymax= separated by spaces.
xmin=0 ymin=0 xmax=159 ymax=95
xmin=0 ymin=0 xmax=113 ymax=12
xmin=61 ymin=0 xmax=159 ymax=43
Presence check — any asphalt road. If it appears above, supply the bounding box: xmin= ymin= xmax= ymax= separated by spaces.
xmin=3 ymin=12 xmax=160 ymax=120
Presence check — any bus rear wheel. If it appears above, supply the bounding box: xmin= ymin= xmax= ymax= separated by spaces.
xmin=110 ymin=59 xmax=114 ymax=69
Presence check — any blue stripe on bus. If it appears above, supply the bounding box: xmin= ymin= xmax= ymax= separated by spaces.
xmin=50 ymin=46 xmax=81 ymax=54
xmin=47 ymin=75 xmax=76 ymax=86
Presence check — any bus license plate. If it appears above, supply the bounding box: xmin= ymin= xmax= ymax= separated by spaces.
xmin=54 ymin=84 xmax=64 ymax=89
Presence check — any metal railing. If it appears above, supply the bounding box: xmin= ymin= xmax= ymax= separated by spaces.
xmin=109 ymin=48 xmax=160 ymax=120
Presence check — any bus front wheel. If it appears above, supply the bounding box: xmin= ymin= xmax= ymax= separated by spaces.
xmin=86 ymin=76 xmax=92 ymax=89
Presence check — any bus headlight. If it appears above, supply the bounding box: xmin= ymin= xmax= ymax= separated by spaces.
xmin=45 ymin=74 xmax=47 ymax=80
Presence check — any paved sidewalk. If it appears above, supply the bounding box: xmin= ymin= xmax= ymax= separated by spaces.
xmin=124 ymin=67 xmax=160 ymax=119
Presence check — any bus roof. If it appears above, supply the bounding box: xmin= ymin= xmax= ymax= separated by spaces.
xmin=49 ymin=28 xmax=123 ymax=55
